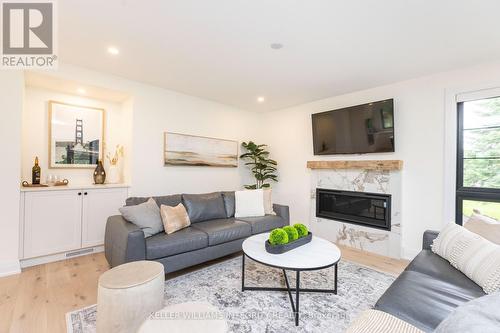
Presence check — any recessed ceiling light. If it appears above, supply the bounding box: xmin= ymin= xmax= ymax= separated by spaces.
xmin=270 ymin=43 xmax=283 ymax=50
xmin=107 ymin=46 xmax=120 ymax=55
xmin=257 ymin=96 xmax=265 ymax=103
xmin=77 ymin=88 xmax=86 ymax=94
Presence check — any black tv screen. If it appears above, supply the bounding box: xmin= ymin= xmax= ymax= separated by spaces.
xmin=312 ymin=99 xmax=394 ymax=155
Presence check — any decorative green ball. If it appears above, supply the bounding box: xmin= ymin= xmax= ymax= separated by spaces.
xmin=282 ymin=226 xmax=299 ymax=242
xmin=293 ymin=223 xmax=309 ymax=238
xmin=269 ymin=228 xmax=289 ymax=245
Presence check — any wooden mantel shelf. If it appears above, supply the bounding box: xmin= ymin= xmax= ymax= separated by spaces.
xmin=307 ymin=160 xmax=403 ymax=171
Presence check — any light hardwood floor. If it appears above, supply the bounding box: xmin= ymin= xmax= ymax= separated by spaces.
xmin=0 ymin=247 xmax=408 ymax=333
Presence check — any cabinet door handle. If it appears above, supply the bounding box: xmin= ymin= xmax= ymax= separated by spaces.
xmin=78 ymin=192 xmax=82 ymax=196
xmin=84 ymin=192 xmax=88 ymax=195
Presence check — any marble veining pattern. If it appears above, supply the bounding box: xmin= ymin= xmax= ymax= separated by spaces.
xmin=335 ymin=224 xmax=389 ymax=251
xmin=311 ymin=168 xmax=402 ymax=258
xmin=66 ymin=256 xmax=395 ymax=333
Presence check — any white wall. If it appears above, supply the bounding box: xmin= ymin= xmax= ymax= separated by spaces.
xmin=260 ymin=61 xmax=500 ymax=259
xmin=0 ymin=71 xmax=24 ymax=276
xmin=26 ymin=64 xmax=260 ymax=194
xmin=22 ymin=87 xmax=131 ymax=185
xmin=126 ymin=85 xmax=259 ymax=196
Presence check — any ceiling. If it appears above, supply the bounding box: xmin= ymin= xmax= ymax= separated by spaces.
xmin=25 ymin=72 xmax=130 ymax=103
xmin=59 ymin=0 xmax=500 ymax=112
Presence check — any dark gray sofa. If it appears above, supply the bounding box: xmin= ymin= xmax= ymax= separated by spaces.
xmin=374 ymin=230 xmax=486 ymax=332
xmin=104 ymin=191 xmax=289 ymax=273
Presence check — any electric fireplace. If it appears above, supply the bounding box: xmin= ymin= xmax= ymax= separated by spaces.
xmin=316 ymin=188 xmax=391 ymax=231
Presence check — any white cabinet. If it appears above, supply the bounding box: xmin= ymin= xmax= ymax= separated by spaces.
xmin=81 ymin=188 xmax=128 ymax=248
xmin=20 ymin=185 xmax=128 ymax=260
xmin=24 ymin=190 xmax=82 ymax=258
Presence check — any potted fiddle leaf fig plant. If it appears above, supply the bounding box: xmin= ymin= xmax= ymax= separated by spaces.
xmin=240 ymin=141 xmax=278 ymax=189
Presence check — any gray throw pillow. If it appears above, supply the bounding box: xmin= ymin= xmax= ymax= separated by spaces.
xmin=119 ymin=198 xmax=163 ymax=237
xmin=221 ymin=191 xmax=235 ymax=218
xmin=434 ymin=292 xmax=500 ymax=333
xmin=182 ymin=192 xmax=227 ymax=223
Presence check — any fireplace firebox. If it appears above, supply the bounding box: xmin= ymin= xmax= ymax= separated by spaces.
xmin=316 ymin=188 xmax=391 ymax=231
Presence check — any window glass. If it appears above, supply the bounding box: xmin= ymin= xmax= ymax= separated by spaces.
xmin=456 ymin=94 xmax=500 ymax=225
xmin=461 ymin=96 xmax=500 ymax=189
xmin=463 ymin=97 xmax=500 ymax=129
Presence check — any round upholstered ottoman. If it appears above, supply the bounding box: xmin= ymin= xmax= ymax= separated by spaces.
xmin=137 ymin=301 xmax=228 ymax=333
xmin=97 ymin=261 xmax=165 ymax=333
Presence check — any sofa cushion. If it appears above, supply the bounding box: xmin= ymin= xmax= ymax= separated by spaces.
xmin=191 ymin=218 xmax=251 ymax=246
xmin=237 ymin=215 xmax=287 ymax=234
xmin=160 ymin=203 xmax=191 ymax=234
xmin=464 ymin=213 xmax=500 ymax=245
xmin=126 ymin=194 xmax=182 ymax=208
xmin=263 ymin=189 xmax=276 ymax=215
xmin=221 ymin=191 xmax=235 ymax=218
xmin=182 ymin=192 xmax=227 ymax=223
xmin=405 ymin=250 xmax=486 ymax=294
xmin=235 ymin=189 xmax=265 ymax=218
xmin=145 ymin=227 xmax=208 ymax=259
xmin=432 ymin=223 xmax=500 ymax=294
xmin=119 ymin=198 xmax=163 ymax=237
xmin=434 ymin=292 xmax=500 ymax=333
xmin=374 ymin=271 xmax=483 ymax=332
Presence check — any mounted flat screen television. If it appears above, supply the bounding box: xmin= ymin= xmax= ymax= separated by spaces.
xmin=312 ymin=99 xmax=395 ymax=155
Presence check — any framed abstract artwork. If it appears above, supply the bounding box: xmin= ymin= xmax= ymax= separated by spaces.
xmin=49 ymin=101 xmax=105 ymax=168
xmin=164 ymin=132 xmax=238 ymax=167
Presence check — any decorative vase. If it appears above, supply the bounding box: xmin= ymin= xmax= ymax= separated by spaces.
xmin=107 ymin=165 xmax=120 ymax=184
xmin=93 ymin=160 xmax=106 ymax=184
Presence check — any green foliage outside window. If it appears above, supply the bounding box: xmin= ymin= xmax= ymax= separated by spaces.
xmin=462 ymin=97 xmax=500 ymax=189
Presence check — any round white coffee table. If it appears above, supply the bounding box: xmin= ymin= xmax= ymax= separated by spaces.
xmin=241 ymin=232 xmax=341 ymax=326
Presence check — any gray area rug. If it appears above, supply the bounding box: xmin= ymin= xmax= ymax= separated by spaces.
xmin=66 ymin=256 xmax=395 ymax=333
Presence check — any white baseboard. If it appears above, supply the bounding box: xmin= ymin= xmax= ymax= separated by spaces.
xmin=20 ymin=246 xmax=104 ymax=268
xmin=401 ymin=247 xmax=420 ymax=260
xmin=0 ymin=260 xmax=21 ymax=277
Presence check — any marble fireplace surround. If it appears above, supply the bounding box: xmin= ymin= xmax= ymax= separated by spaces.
xmin=308 ymin=160 xmax=403 ymax=259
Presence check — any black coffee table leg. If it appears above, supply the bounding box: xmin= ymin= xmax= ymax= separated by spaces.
xmin=295 ymin=270 xmax=300 ymax=326
xmin=282 ymin=269 xmax=301 ymax=326
xmin=282 ymin=269 xmax=296 ymax=320
xmin=241 ymin=254 xmax=338 ymax=326
xmin=241 ymin=254 xmax=245 ymax=292
xmin=334 ymin=263 xmax=338 ymax=295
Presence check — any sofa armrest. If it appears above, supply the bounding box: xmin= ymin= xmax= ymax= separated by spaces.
xmin=104 ymin=215 xmax=146 ymax=267
xmin=273 ymin=204 xmax=290 ymax=225
xmin=422 ymin=230 xmax=439 ymax=250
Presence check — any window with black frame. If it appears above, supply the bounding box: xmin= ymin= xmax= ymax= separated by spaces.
xmin=456 ymin=96 xmax=500 ymax=225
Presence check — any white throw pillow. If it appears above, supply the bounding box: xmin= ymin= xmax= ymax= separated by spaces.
xmin=234 ymin=189 xmax=265 ymax=218
xmin=346 ymin=309 xmax=424 ymax=333
xmin=263 ymin=188 xmax=276 ymax=215
xmin=464 ymin=213 xmax=500 ymax=245
xmin=432 ymin=223 xmax=500 ymax=294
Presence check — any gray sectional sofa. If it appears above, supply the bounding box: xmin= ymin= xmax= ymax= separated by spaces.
xmin=104 ymin=191 xmax=289 ymax=273
xmin=374 ymin=230 xmax=486 ymax=332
